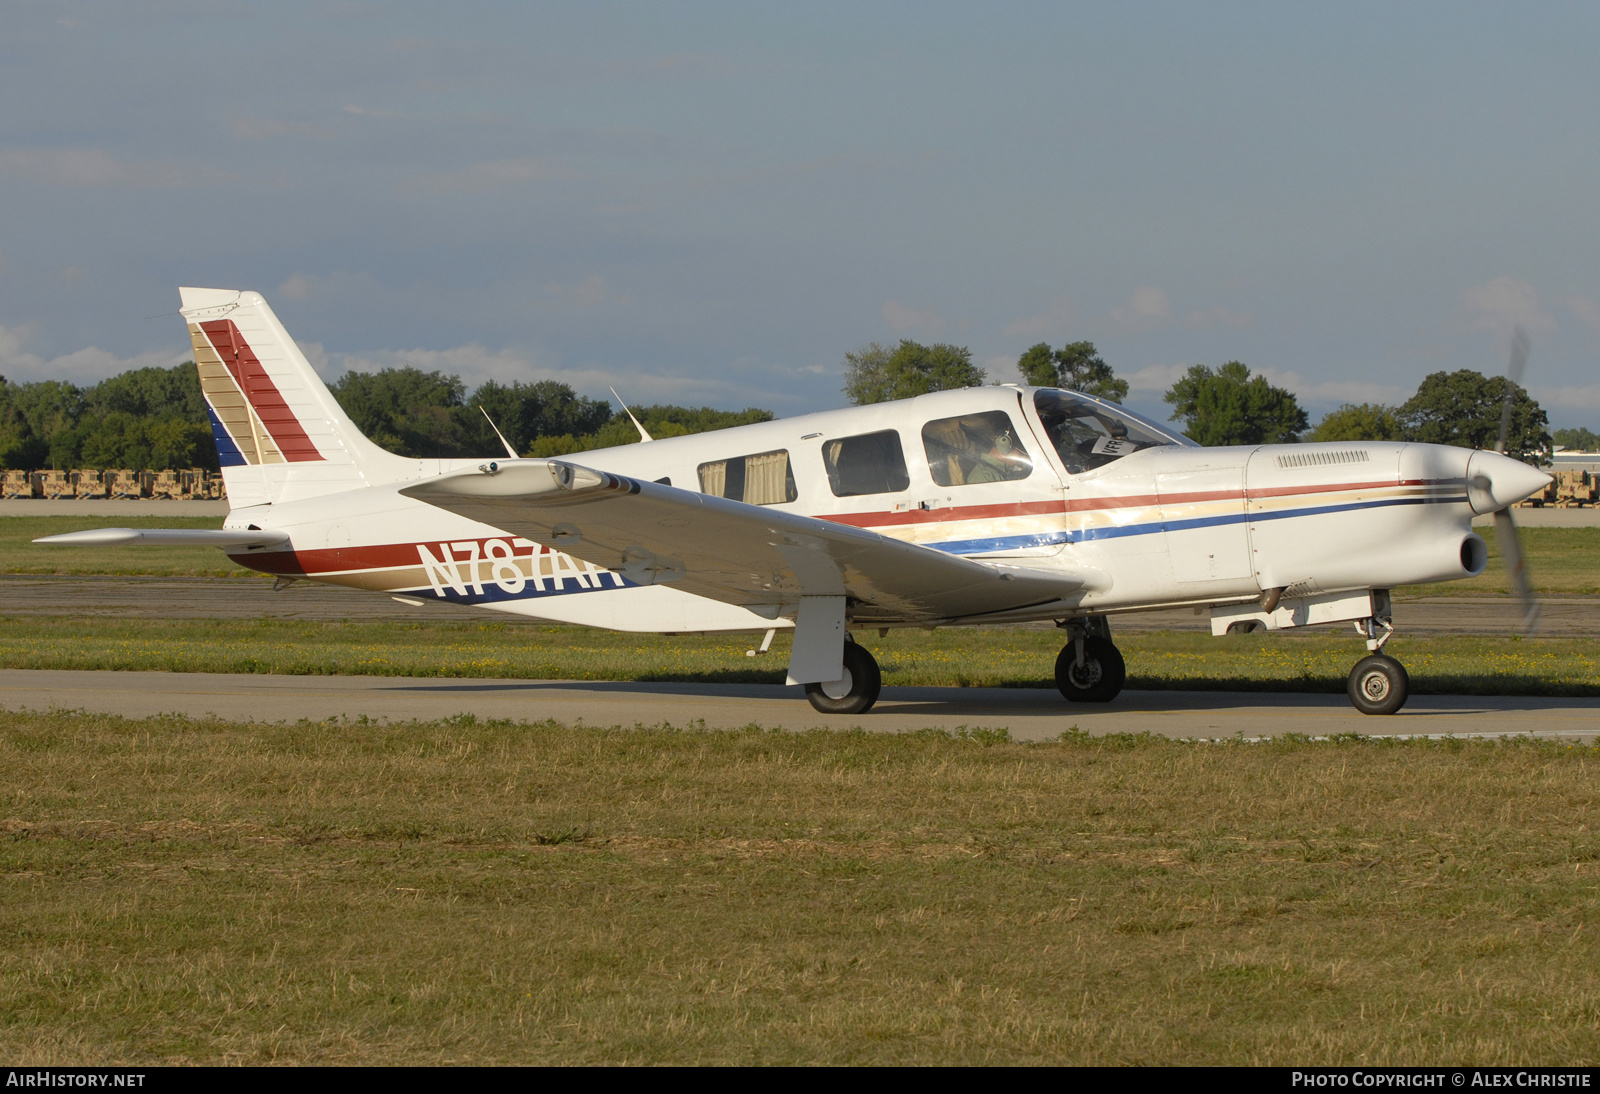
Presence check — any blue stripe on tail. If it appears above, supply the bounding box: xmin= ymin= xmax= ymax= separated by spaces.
xmin=207 ymin=406 xmax=247 ymax=468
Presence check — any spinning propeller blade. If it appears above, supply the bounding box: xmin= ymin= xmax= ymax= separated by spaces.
xmin=1480 ymin=325 xmax=1540 ymax=633
xmin=1495 ymin=325 xmax=1530 ymax=456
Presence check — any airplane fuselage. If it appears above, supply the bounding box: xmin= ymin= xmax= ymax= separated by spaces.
xmin=218 ymin=384 xmax=1491 ymax=634
xmin=43 ymin=287 xmax=1553 ymax=714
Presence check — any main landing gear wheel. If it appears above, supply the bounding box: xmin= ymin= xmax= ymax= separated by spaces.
xmin=1055 ymin=635 xmax=1126 ymax=703
xmin=1347 ymin=654 xmax=1409 ymax=716
xmin=805 ymin=641 xmax=882 ymax=715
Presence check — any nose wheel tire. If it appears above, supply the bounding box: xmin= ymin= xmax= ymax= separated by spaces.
xmin=805 ymin=642 xmax=882 ymax=715
xmin=1347 ymin=654 xmax=1409 ymax=716
xmin=1055 ymin=636 xmax=1126 ymax=703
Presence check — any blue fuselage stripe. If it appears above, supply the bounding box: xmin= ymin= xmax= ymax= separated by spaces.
xmin=401 ymin=493 xmax=1472 ymax=603
xmin=925 ymin=495 xmax=1468 ymax=554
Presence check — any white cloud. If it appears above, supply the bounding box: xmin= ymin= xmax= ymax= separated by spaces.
xmin=1531 ymin=383 xmax=1600 ymax=412
xmin=1562 ymin=295 xmax=1600 ymax=336
xmin=982 ymin=354 xmax=1019 ymax=381
xmin=331 ymin=344 xmax=777 ymax=407
xmin=0 ymin=148 xmax=230 ymax=188
xmin=881 ymin=300 xmax=947 ymax=336
xmin=1123 ymin=359 xmax=1404 ymax=405
xmin=1252 ymin=367 xmax=1408 ymax=406
xmin=0 ymin=323 xmax=40 ymax=362
xmin=1001 ymin=298 xmax=1076 ymax=340
xmin=1125 ymin=363 xmax=1191 ymax=392
xmin=1184 ymin=307 xmax=1251 ymax=330
xmin=294 ymin=341 xmax=333 ymax=380
xmin=0 ymin=322 xmax=189 ymax=384
xmin=1108 ymin=286 xmax=1171 ymax=333
xmin=278 ymin=273 xmax=313 ymax=299
xmin=544 ymin=275 xmax=619 ymax=311
xmin=404 ymin=157 xmax=571 ymax=194
xmin=228 ymin=117 xmax=334 ymax=139
xmin=1457 ymin=276 xmax=1558 ymax=346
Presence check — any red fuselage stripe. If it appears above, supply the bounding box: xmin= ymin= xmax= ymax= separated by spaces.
xmin=822 ymin=477 xmax=1457 ymax=526
xmin=238 ymin=538 xmax=550 ymax=577
xmin=245 ymin=477 xmax=1464 ymax=578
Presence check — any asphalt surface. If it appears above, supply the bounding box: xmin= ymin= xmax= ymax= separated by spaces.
xmin=1 ymin=573 xmax=1595 ymax=634
xmin=0 ymin=669 xmax=1593 ymax=741
xmin=2 ymin=504 xmax=1592 ymax=737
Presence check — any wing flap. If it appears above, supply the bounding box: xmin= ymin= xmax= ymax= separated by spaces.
xmin=401 ymin=460 xmax=1100 ymax=622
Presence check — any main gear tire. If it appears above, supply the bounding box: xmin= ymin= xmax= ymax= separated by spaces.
xmin=805 ymin=642 xmax=882 ymax=715
xmin=1347 ymin=654 xmax=1409 ymax=715
xmin=1055 ymin=636 xmax=1126 ymax=703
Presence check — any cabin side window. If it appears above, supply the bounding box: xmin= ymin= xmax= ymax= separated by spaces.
xmin=920 ymin=411 xmax=1034 ymax=487
xmin=697 ymin=449 xmax=798 ymax=505
xmin=822 ymin=430 xmax=910 ymax=497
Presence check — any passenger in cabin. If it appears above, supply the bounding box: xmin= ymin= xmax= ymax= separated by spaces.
xmin=921 ymin=412 xmax=1034 ymax=487
xmin=965 ymin=429 xmax=1025 ymax=483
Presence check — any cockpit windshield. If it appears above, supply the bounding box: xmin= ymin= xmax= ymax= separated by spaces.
xmin=1032 ymin=388 xmax=1193 ymax=475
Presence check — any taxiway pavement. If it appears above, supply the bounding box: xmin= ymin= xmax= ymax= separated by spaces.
xmin=3 ymin=573 xmax=1596 ymax=633
xmin=0 ymin=669 xmax=1593 ymax=742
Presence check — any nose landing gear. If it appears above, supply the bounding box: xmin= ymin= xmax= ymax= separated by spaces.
xmin=1346 ymin=591 xmax=1409 ymax=715
xmin=1055 ymin=616 xmax=1126 ymax=703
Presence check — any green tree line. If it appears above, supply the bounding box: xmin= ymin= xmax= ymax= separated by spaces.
xmin=0 ymin=366 xmax=217 ymax=472
xmin=326 ymin=368 xmax=772 ymax=459
xmin=0 ymin=362 xmax=773 ymax=470
xmin=2 ymin=346 xmax=1578 ymax=473
xmin=841 ymin=337 xmax=1564 ymax=464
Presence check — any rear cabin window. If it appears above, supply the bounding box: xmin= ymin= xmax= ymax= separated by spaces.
xmin=920 ymin=411 xmax=1034 ymax=487
xmin=822 ymin=430 xmax=910 ymax=497
xmin=698 ymin=449 xmax=798 ymax=505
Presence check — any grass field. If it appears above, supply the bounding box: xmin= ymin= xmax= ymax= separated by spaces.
xmin=3 ymin=709 xmax=1598 ymax=1065
xmin=0 ymin=616 xmax=1596 ymax=696
xmin=2 ymin=515 xmax=241 ymax=577
xmin=3 ymin=515 xmax=1595 ymax=595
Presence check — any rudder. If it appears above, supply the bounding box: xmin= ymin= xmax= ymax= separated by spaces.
xmin=180 ymin=287 xmax=415 ymax=507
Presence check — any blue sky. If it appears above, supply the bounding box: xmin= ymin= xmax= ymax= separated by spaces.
xmin=2 ymin=1 xmax=1597 ymax=428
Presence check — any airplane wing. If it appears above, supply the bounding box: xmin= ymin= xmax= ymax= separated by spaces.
xmin=33 ymin=528 xmax=291 ymax=549
xmin=402 ymin=460 xmax=1100 ymax=623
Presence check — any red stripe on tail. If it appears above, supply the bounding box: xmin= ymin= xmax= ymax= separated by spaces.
xmin=200 ymin=319 xmax=323 ymax=462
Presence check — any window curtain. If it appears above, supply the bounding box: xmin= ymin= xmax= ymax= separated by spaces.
xmin=743 ymin=451 xmax=789 ymax=505
xmin=698 ymin=460 xmax=727 ymax=497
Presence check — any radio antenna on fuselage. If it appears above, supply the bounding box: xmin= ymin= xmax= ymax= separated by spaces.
xmin=479 ymin=406 xmax=519 ymax=459
xmin=610 ymin=387 xmax=654 ymax=443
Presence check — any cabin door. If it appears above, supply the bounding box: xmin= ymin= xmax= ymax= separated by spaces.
xmin=1156 ymin=467 xmax=1253 ymax=583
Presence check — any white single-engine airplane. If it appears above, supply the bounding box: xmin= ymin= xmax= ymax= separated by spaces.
xmin=42 ymin=288 xmax=1552 ymax=716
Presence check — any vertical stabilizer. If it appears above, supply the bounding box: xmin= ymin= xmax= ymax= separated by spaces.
xmin=180 ymin=288 xmax=415 ymax=507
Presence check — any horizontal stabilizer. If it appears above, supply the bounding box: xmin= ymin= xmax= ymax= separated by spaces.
xmin=402 ymin=459 xmax=1100 ymax=623
xmin=34 ymin=528 xmax=290 ymax=549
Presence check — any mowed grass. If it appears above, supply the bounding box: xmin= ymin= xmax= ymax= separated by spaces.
xmin=3 ymin=709 xmax=1599 ymax=1065
xmin=2 ymin=516 xmax=1595 ymax=595
xmin=0 ymin=514 xmax=238 ymax=577
xmin=0 ymin=616 xmax=1595 ymax=696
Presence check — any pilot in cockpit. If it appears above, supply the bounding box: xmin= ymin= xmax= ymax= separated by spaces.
xmin=1031 ymin=388 xmax=1186 ymax=475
